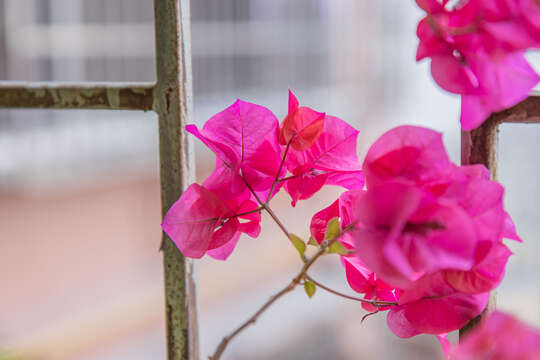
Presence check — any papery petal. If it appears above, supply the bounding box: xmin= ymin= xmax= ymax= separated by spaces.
xmin=325 ymin=171 xmax=365 ymax=190
xmin=288 ymin=88 xmax=299 ymax=114
xmin=460 ymin=94 xmax=493 ymax=131
xmin=445 ymin=242 xmax=512 ymax=293
xmin=279 ymin=101 xmax=325 ymax=151
xmin=502 ymin=211 xmax=522 ymax=242
xmin=187 ymin=99 xmax=282 ymax=197
xmin=460 ymin=52 xmax=539 ymax=130
xmin=415 ymin=0 xmax=447 ymax=13
xmin=238 ymin=221 xmax=261 ymax=238
xmin=353 ymin=182 xmax=425 ymax=288
xmin=341 ymin=256 xmax=373 ymax=294
xmin=161 ymin=184 xmax=232 ymax=259
xmin=403 ymin=292 xmax=489 ymax=334
xmin=310 ymin=199 xmax=340 ymax=244
xmin=203 ymin=158 xmax=247 ymax=200
xmin=208 ymin=217 xmax=240 ymax=251
xmin=398 ymin=202 xmax=477 ymax=275
xmin=363 ymin=126 xmax=452 ymax=187
xmin=207 ymin=232 xmax=241 ymax=260
xmin=436 ymin=333 xmax=451 ymax=359
xmin=284 ymin=172 xmax=328 ymax=207
xmin=430 ymin=54 xmax=480 ymax=94
xmin=287 ymin=116 xmax=361 ymax=171
xmin=398 ymin=272 xmax=454 ymax=304
xmin=284 ymin=115 xmax=363 ymax=204
xmin=387 ymin=306 xmax=421 ymax=338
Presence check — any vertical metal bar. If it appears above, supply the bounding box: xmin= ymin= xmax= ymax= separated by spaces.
xmin=459 ymin=94 xmax=540 ymax=337
xmin=153 ymin=0 xmax=199 ymax=359
xmin=459 ymin=117 xmax=500 ymax=338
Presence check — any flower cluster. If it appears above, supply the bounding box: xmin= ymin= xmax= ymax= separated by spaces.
xmin=162 ymin=88 xmax=521 ymax=353
xmin=416 ymin=0 xmax=540 ymax=130
xmin=162 ymin=90 xmax=363 ymax=260
xmin=310 ymin=125 xmax=520 ymax=339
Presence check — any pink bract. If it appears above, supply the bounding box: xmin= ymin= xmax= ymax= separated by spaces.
xmin=451 ymin=311 xmax=540 ymax=359
xmin=278 ymin=90 xmax=326 ymax=151
xmin=415 ymin=0 xmax=540 ymax=130
xmin=284 ymin=114 xmax=364 ymax=206
xmin=161 ymin=184 xmax=261 ymax=260
xmin=186 ymin=99 xmax=283 ymax=201
xmin=387 ymin=292 xmax=489 ymax=337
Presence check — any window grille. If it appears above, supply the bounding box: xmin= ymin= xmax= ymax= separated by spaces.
xmin=0 ymin=0 xmax=198 ymax=359
xmin=0 ymin=0 xmax=538 ymax=357
xmin=459 ymin=92 xmax=540 ymax=336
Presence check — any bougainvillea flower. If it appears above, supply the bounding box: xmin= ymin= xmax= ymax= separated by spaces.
xmin=310 ymin=189 xmax=363 ymax=244
xmin=161 ymin=184 xmax=261 ymax=260
xmin=415 ymin=0 xmax=540 ymax=130
xmin=387 ymin=292 xmax=489 ymax=337
xmin=451 ymin=311 xmax=540 ymax=359
xmin=341 ymin=256 xmax=397 ymax=312
xmin=278 ymin=90 xmax=326 ymax=151
xmin=459 ymin=52 xmax=540 ymax=130
xmin=352 ymin=181 xmax=478 ymax=288
xmin=283 ymin=115 xmax=364 ymax=206
xmin=186 ymin=99 xmax=283 ymax=200
xmin=355 ymin=126 xmax=519 ymax=287
xmin=362 ymin=125 xmax=452 ymax=188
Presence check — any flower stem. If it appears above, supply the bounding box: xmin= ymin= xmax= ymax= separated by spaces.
xmin=265 ymin=142 xmax=291 ymax=203
xmin=208 ymin=232 xmax=343 ymax=360
xmin=303 ymin=275 xmax=398 ymax=307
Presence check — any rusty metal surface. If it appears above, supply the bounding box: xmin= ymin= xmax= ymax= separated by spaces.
xmin=0 ymin=82 xmax=154 ymax=110
xmin=460 ymin=94 xmax=540 ymax=338
xmin=153 ymin=0 xmax=198 ymax=359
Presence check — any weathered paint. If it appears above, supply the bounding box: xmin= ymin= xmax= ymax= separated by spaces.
xmin=459 ymin=94 xmax=540 ymax=338
xmin=153 ymin=0 xmax=199 ymax=359
xmin=0 ymin=82 xmax=154 ymax=110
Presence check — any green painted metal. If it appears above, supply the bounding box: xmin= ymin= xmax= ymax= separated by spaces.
xmin=153 ymin=0 xmax=198 ymax=359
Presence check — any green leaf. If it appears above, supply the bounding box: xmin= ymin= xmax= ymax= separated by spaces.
xmin=307 ymin=236 xmax=319 ymax=247
xmin=304 ymin=280 xmax=316 ymax=298
xmin=324 ymin=217 xmax=341 ymax=240
xmin=327 ymin=241 xmax=349 ymax=255
xmin=290 ymin=234 xmax=306 ymax=256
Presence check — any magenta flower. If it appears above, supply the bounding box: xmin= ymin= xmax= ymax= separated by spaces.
xmin=278 ymin=90 xmax=326 ymax=151
xmin=310 ymin=189 xmax=362 ymax=245
xmin=416 ymin=0 xmax=540 ymax=130
xmin=186 ymin=99 xmax=283 ymax=201
xmin=388 ymin=291 xmax=490 ymax=337
xmin=161 ymin=184 xmax=261 ymax=260
xmin=283 ymin=110 xmax=364 ymax=206
xmin=451 ymin=311 xmax=540 ymax=359
xmin=326 ymin=125 xmax=520 ymax=338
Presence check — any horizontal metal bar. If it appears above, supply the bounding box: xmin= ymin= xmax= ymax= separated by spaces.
xmin=0 ymin=82 xmax=154 ymax=110
xmin=491 ymin=92 xmax=540 ymax=124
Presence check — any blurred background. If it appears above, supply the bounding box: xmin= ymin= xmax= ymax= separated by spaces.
xmin=0 ymin=0 xmax=539 ymax=359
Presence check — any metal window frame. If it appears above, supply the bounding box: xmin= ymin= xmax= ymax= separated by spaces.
xmin=0 ymin=0 xmax=198 ymax=359
xmin=459 ymin=92 xmax=540 ymax=336
xmin=1 ymin=0 xmax=539 ymax=355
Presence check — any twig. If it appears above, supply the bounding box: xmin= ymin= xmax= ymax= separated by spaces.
xmin=265 ymin=141 xmax=291 ymax=203
xmin=240 ymin=170 xmax=307 ymax=262
xmin=304 ymin=275 xmax=398 ymax=307
xmin=208 ymin=233 xmax=342 ymax=360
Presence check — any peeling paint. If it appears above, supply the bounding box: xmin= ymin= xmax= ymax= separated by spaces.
xmin=0 ymin=83 xmax=154 ymax=110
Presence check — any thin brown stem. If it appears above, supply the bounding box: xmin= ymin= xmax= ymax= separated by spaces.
xmin=209 ymin=232 xmax=344 ymax=360
xmin=266 ymin=141 xmax=291 ymax=203
xmin=277 ymin=174 xmax=298 ymax=183
xmin=304 ymin=275 xmax=398 ymax=307
xmin=241 ymin=172 xmax=307 ymax=262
